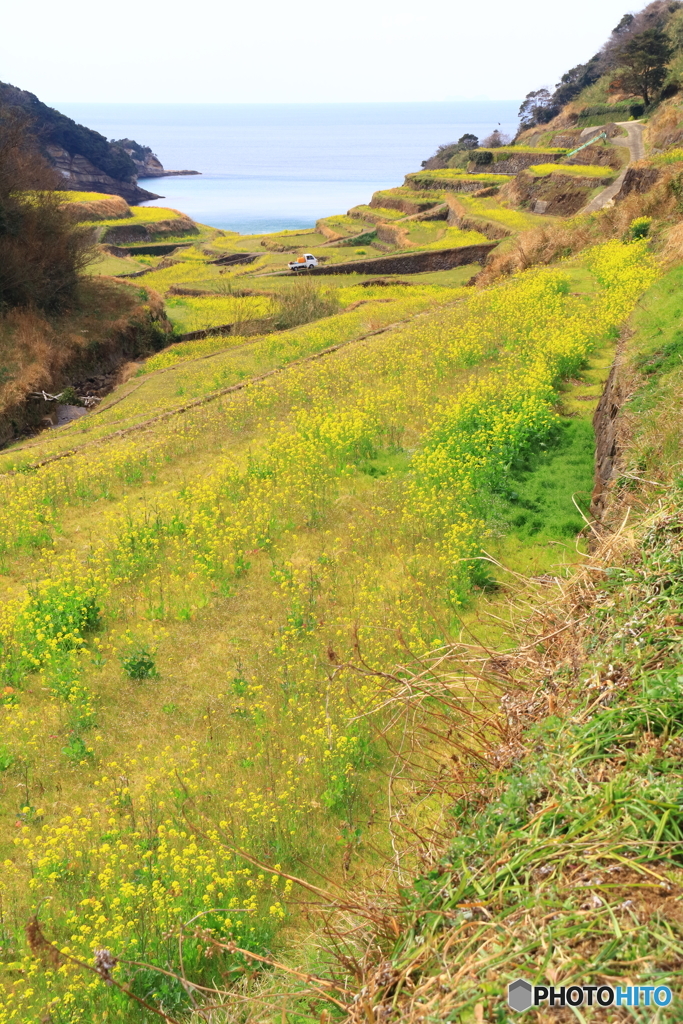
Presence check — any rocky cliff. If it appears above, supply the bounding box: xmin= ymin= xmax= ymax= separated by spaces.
xmin=43 ymin=142 xmax=162 ymax=204
xmin=112 ymin=138 xmax=199 ymax=179
xmin=0 ymin=81 xmax=197 ymax=204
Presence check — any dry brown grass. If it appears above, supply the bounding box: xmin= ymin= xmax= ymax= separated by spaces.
xmin=477 ymin=176 xmax=681 ymax=286
xmin=646 ymin=100 xmax=683 ymax=151
xmin=659 ymin=218 xmax=683 ymax=262
xmin=477 ymin=220 xmax=594 ymax=284
xmin=291 ymin=492 xmax=683 ymax=1024
xmin=0 ymin=278 xmax=172 ymax=444
xmin=62 ymin=195 xmax=131 ymax=222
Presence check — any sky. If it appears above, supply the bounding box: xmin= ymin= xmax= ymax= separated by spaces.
xmin=3 ymin=0 xmax=635 ymax=105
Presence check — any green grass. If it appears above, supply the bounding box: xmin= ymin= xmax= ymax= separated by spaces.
xmin=121 ymin=245 xmax=272 ymax=294
xmin=0 ymin=221 xmax=664 ymax=1022
xmin=617 ymin=263 xmax=683 ymax=478
xmin=165 ymin=294 xmax=274 ymax=332
xmin=136 ymin=282 xmax=465 ymax=376
xmin=629 ymin=263 xmax=683 ymax=387
xmin=84 ymin=252 xmax=149 ymax=277
xmin=577 ymin=114 xmax=633 ymax=128
xmin=370 ymin=187 xmax=445 ymax=205
xmin=489 ymin=418 xmax=594 ymax=542
xmin=208 ymin=228 xmax=328 ymax=253
xmin=486 ymin=145 xmax=569 ymax=157
xmin=270 ymin=265 xmax=479 ymax=290
xmin=348 ymin=205 xmax=407 ymax=221
xmin=381 ymin=609 xmax=683 ymax=1018
xmin=574 ymin=76 xmax=613 ymax=109
xmin=334 ymin=259 xmax=683 ymax=1019
xmin=453 ymin=195 xmax=555 ymax=233
xmin=317 ymin=214 xmax=367 ymax=236
xmin=404 ymin=223 xmax=489 ymax=249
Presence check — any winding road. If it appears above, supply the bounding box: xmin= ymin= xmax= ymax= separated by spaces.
xmin=581 ymin=121 xmax=645 ymax=214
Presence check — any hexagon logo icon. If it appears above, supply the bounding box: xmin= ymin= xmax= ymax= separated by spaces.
xmin=508 ymin=978 xmax=533 ymax=1012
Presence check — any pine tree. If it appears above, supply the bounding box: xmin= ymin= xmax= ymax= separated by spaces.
xmin=618 ymin=28 xmax=673 ymax=106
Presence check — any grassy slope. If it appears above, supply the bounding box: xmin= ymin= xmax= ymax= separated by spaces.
xmin=0 ymin=282 xmax=469 ymax=462
xmin=2 ymin=102 xmax=680 ymax=1024
xmin=339 ymin=264 xmax=683 ymax=1024
xmin=0 ymin=243 xmax=640 ymax=1022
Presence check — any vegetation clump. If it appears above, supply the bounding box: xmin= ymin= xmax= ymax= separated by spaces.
xmin=529 ymin=162 xmax=615 ymax=177
xmin=271 ymin=278 xmax=339 ymax=330
xmin=0 ymin=114 xmax=93 ymax=313
xmin=619 ymin=26 xmax=674 ymax=105
xmin=121 ymin=641 xmax=158 ymax=680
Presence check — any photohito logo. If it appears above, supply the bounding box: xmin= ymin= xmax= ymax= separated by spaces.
xmin=507 ymin=980 xmax=673 ymax=1011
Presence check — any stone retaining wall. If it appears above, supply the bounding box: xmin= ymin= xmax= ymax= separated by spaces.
xmin=482 ymin=153 xmax=563 ymax=175
xmin=210 ymin=252 xmax=263 ymax=267
xmin=310 ymin=244 xmax=497 ymax=276
xmin=406 ymin=174 xmax=498 ymax=194
xmin=100 ymin=218 xmax=198 ymax=244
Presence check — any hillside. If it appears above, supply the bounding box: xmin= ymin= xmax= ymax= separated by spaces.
xmin=0 ymin=82 xmax=197 ymax=203
xmin=5 ymin=7 xmax=683 ymax=1022
xmin=515 ymin=0 xmax=683 ymax=132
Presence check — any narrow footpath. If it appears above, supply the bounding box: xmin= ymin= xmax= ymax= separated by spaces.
xmin=582 ymin=121 xmax=644 ymax=214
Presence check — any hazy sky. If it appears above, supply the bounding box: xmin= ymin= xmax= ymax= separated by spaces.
xmin=4 ymin=0 xmax=634 ymax=105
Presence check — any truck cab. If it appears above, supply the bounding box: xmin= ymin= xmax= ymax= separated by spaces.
xmin=288 ymin=253 xmax=318 ymax=272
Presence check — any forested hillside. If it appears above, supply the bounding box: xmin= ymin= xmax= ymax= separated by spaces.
xmin=0 ymin=82 xmax=162 ymax=202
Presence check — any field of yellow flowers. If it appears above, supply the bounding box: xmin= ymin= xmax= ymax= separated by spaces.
xmin=0 ymin=239 xmax=657 ymax=1023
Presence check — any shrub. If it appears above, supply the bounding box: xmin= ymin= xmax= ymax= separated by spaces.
xmin=420 ymin=134 xmax=479 ymax=168
xmin=58 ymin=385 xmax=81 ymax=406
xmin=481 ymin=130 xmax=510 ymax=148
xmin=62 ymin=734 xmax=94 ymax=764
xmin=18 ymin=578 xmax=101 ymax=668
xmin=471 ymin=150 xmax=493 ymax=165
xmin=670 ymin=172 xmax=683 ymax=212
xmin=272 ymin=279 xmax=339 ymax=331
xmin=0 ymin=112 xmax=94 ymax=312
xmin=338 ymin=231 xmax=376 ymax=246
xmin=653 ymin=148 xmax=683 ymax=166
xmin=578 ymin=101 xmax=633 ymax=117
xmin=625 ymin=216 xmax=652 ymax=241
xmin=121 ymin=642 xmax=158 ymax=680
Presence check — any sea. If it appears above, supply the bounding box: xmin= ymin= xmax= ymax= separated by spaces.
xmin=58 ymin=102 xmax=521 ymax=234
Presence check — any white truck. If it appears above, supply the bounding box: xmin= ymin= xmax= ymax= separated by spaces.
xmin=288 ymin=253 xmax=318 ymax=272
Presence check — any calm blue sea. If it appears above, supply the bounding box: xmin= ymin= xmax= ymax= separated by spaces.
xmin=57 ymin=102 xmax=521 ymax=233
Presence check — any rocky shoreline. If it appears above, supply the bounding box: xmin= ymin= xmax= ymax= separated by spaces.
xmin=0 ymin=80 xmax=200 ymax=204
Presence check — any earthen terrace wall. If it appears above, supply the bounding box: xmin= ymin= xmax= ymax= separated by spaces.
xmin=309 ymin=243 xmax=497 ymax=276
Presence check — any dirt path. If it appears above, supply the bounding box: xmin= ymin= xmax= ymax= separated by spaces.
xmin=581 ymin=122 xmax=644 ymax=214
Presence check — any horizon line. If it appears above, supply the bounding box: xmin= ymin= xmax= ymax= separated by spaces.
xmin=51 ymin=98 xmax=523 ymax=106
